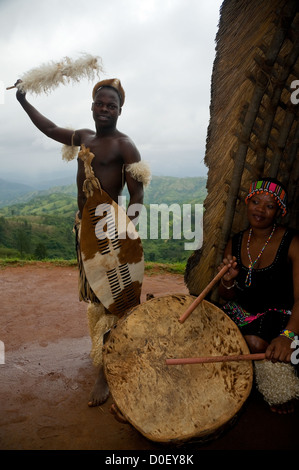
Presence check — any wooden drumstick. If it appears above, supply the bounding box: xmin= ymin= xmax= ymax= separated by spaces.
xmin=179 ymin=265 xmax=230 ymax=323
xmin=166 ymin=353 xmax=266 ymax=365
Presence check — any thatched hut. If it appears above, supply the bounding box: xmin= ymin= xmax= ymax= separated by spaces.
xmin=185 ymin=0 xmax=299 ymax=301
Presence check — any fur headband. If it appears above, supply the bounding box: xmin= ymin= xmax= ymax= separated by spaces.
xmin=92 ymin=78 xmax=125 ymax=107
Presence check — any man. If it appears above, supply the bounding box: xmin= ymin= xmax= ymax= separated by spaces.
xmin=16 ymin=78 xmax=150 ymax=406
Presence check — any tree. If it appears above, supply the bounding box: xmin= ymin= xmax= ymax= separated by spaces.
xmin=34 ymin=243 xmax=48 ymax=260
xmin=16 ymin=228 xmax=30 ymax=258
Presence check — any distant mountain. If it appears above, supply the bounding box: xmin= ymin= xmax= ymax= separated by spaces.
xmin=0 ymin=175 xmax=207 ymax=262
xmin=0 ymin=176 xmax=207 ymax=209
xmin=0 ymin=179 xmax=77 ymax=209
xmin=143 ymin=176 xmax=207 ymax=205
xmin=0 ymin=192 xmax=78 ymax=218
xmin=30 ymin=175 xmax=76 ymax=190
xmin=0 ymin=178 xmax=35 ymax=207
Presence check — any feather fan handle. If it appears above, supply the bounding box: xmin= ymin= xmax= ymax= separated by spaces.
xmin=7 ymin=53 xmax=104 ymax=95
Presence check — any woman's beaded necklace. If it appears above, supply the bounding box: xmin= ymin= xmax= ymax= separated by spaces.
xmin=245 ymin=224 xmax=276 ymax=287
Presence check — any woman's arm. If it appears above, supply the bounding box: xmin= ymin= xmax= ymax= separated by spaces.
xmin=266 ymin=234 xmax=299 ymax=362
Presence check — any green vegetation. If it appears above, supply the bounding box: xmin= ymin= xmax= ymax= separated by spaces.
xmin=0 ymin=258 xmax=78 ymax=269
xmin=144 ymin=261 xmax=186 ymax=275
xmin=0 ymin=258 xmax=186 ymax=275
xmin=0 ymin=176 xmax=207 ymax=265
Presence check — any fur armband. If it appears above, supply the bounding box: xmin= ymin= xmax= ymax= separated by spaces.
xmin=61 ymin=143 xmax=79 ymax=162
xmin=125 ymin=161 xmax=151 ymax=187
xmin=61 ymin=130 xmax=79 ymax=162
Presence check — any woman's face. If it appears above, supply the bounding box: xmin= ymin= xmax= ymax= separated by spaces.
xmin=247 ymin=192 xmax=280 ymax=229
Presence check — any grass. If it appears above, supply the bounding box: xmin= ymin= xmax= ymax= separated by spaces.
xmin=144 ymin=261 xmax=186 ymax=275
xmin=0 ymin=258 xmax=78 ymax=269
xmin=0 ymin=258 xmax=186 ymax=275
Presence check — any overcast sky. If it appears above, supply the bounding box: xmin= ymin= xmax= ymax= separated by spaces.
xmin=0 ymin=0 xmax=222 ymax=187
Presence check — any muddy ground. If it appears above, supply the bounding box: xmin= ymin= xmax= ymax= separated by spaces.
xmin=0 ymin=263 xmax=297 ymax=452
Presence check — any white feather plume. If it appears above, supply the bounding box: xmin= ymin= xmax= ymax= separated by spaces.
xmin=15 ymin=53 xmax=104 ymax=95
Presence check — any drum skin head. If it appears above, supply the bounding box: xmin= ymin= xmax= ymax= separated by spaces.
xmin=103 ymin=295 xmax=253 ymax=443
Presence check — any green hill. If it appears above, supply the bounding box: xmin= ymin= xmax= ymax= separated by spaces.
xmin=0 ymin=178 xmax=77 ymax=209
xmin=0 ymin=178 xmax=35 ymax=207
xmin=0 ymin=192 xmax=77 ymax=218
xmin=0 ymin=176 xmax=207 ymax=262
xmin=143 ymin=176 xmax=207 ymax=205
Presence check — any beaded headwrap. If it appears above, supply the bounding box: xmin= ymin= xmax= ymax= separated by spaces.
xmin=245 ymin=180 xmax=287 ymax=216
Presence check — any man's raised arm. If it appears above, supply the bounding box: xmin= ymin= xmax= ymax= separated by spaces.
xmin=16 ymin=86 xmax=74 ymax=146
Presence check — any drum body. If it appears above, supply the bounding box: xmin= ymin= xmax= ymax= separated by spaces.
xmin=103 ymin=294 xmax=253 ymax=443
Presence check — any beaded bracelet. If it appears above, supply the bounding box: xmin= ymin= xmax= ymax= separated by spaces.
xmin=280 ymin=329 xmax=296 ymax=341
xmin=221 ymin=278 xmax=236 ymax=290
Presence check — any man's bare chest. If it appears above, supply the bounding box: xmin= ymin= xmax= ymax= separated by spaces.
xmin=81 ymin=134 xmax=122 ymax=166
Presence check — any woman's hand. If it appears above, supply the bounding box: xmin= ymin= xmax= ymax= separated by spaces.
xmin=218 ymin=255 xmax=239 ymax=284
xmin=266 ymin=335 xmax=294 ymax=363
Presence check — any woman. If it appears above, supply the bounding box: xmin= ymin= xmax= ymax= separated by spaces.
xmin=218 ymin=178 xmax=299 ymax=413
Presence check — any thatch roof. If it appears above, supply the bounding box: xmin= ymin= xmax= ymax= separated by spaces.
xmin=185 ymin=0 xmax=299 ymax=299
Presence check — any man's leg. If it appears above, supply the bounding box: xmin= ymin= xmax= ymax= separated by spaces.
xmin=87 ymin=302 xmax=118 ymax=406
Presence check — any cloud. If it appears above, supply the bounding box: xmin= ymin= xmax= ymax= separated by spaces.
xmin=0 ymin=0 xmax=222 ymax=184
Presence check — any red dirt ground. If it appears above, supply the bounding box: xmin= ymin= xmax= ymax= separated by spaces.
xmin=0 ymin=263 xmax=297 ymax=452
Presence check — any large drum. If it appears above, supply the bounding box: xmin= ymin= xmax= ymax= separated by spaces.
xmin=103 ymin=294 xmax=253 ymax=444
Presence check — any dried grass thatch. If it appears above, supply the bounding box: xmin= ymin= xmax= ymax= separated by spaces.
xmin=185 ymin=0 xmax=299 ymax=299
